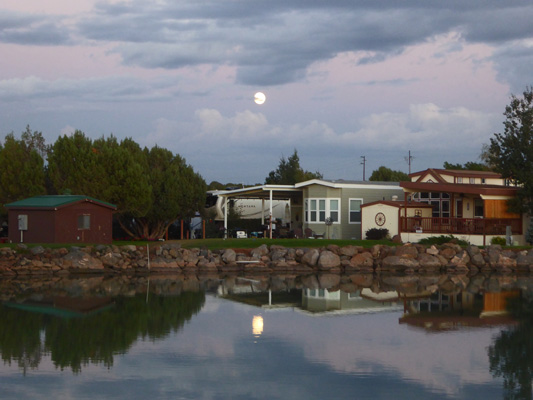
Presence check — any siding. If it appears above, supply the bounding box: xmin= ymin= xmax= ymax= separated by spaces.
xmin=303 ymin=184 xmax=404 ymax=240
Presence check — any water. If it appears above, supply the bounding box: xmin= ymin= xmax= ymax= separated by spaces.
xmin=0 ymin=273 xmax=530 ymax=399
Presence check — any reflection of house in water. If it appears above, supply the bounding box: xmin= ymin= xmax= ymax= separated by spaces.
xmin=216 ymin=278 xmax=402 ymax=315
xmin=301 ymin=288 xmax=402 ymax=314
xmin=399 ymin=290 xmax=519 ymax=331
xmin=4 ymin=296 xmax=115 ymax=318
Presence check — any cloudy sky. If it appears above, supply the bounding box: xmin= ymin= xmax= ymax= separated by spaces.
xmin=1 ymin=1 xmax=532 ymax=184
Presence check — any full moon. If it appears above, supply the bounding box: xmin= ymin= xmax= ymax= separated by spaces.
xmin=254 ymin=92 xmax=266 ymax=105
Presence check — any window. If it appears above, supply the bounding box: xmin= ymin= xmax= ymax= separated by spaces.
xmin=469 ymin=177 xmax=475 ymax=184
xmin=330 ymin=199 xmax=339 ymax=222
xmin=318 ymin=199 xmax=326 ymax=222
xmin=349 ymin=199 xmax=362 ymax=223
xmin=305 ymin=198 xmax=341 ymax=223
xmin=457 ymin=177 xmax=463 ymax=183
xmin=78 ymin=214 xmax=90 ymax=230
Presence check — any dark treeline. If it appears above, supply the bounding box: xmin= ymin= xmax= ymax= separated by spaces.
xmin=0 ymin=127 xmax=206 ymax=240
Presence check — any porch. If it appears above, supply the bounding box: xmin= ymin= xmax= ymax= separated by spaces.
xmin=401 ymin=216 xmax=522 ymax=236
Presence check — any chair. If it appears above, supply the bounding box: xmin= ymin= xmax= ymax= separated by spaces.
xmin=304 ymin=228 xmax=313 ymax=238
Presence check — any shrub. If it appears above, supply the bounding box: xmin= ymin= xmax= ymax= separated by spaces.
xmin=491 ymin=236 xmax=507 ymax=246
xmin=418 ymin=235 xmax=469 ymax=246
xmin=365 ymin=228 xmax=389 ymax=240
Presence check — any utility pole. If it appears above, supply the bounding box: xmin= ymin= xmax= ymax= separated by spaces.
xmin=406 ymin=150 xmax=413 ymax=174
xmin=360 ymin=156 xmax=366 ymax=181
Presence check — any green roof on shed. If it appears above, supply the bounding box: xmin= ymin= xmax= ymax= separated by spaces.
xmin=5 ymin=195 xmax=116 ymax=209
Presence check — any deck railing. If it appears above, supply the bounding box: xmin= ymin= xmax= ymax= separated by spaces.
xmin=400 ymin=217 xmax=522 ymax=235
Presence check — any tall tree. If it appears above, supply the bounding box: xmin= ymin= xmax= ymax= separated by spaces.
xmin=47 ymin=130 xmax=105 ymax=196
xmin=118 ymin=146 xmax=206 ymax=239
xmin=369 ymin=166 xmax=409 ymax=182
xmin=48 ymin=132 xmax=205 ymax=240
xmin=0 ymin=132 xmax=46 ymax=214
xmin=265 ymin=149 xmax=322 ymax=184
xmin=488 ymin=86 xmax=533 ymax=213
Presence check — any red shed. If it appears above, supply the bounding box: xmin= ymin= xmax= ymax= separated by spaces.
xmin=5 ymin=195 xmax=116 ymax=244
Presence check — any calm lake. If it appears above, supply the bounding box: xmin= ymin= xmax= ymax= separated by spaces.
xmin=0 ymin=272 xmax=531 ymax=400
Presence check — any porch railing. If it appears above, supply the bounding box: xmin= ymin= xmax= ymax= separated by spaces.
xmin=400 ymin=217 xmax=522 ymax=235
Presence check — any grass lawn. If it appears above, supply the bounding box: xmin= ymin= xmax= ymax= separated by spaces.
xmin=0 ymin=238 xmax=396 ymax=251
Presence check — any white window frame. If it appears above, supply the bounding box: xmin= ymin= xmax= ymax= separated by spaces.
xmin=349 ymin=198 xmax=363 ymax=224
xmin=305 ymin=198 xmax=341 ymax=224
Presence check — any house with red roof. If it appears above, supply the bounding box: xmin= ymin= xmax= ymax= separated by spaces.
xmin=363 ymin=168 xmax=526 ymax=246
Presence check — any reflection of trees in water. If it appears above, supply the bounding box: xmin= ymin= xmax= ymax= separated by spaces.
xmin=488 ymin=295 xmax=533 ymax=400
xmin=0 ymin=292 xmax=205 ymax=373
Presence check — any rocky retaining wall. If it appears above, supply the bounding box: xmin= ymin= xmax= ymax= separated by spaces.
xmin=1 ymin=242 xmax=533 ymax=276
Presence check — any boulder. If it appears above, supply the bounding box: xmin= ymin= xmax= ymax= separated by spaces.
xmin=349 ymin=252 xmax=374 ymax=269
xmin=395 ymin=245 xmax=418 ymax=258
xmin=381 ymin=256 xmax=419 ymax=271
xmin=221 ymin=249 xmax=236 ymax=263
xmin=318 ymin=251 xmax=341 ymax=270
xmin=301 ymin=249 xmax=320 ymax=267
xmin=62 ymin=250 xmax=104 ymax=271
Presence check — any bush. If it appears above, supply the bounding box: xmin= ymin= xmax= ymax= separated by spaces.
xmin=418 ymin=235 xmax=469 ymax=246
xmin=365 ymin=228 xmax=389 ymax=240
xmin=491 ymin=236 xmax=507 ymax=246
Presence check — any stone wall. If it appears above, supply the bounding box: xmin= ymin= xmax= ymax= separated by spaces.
xmin=1 ymin=241 xmax=533 ymax=276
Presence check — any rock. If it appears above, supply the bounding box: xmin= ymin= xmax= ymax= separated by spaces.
xmin=251 ymin=244 xmax=269 ymax=259
xmin=349 ymin=252 xmax=374 ymax=269
xmin=417 ymin=253 xmax=443 ymax=270
xmin=221 ymin=249 xmax=236 ymax=263
xmin=62 ymin=250 xmax=104 ymax=270
xmin=395 ymin=245 xmax=419 ymax=258
xmin=391 ymin=235 xmax=402 ymax=244
xmin=381 ymin=256 xmax=420 ymax=270
xmin=339 ymin=245 xmax=361 ymax=257
xmin=317 ymin=251 xmax=341 ymax=270
xmin=30 ymin=246 xmax=45 ymax=255
xmin=426 ymin=246 xmax=439 ymax=256
xmin=440 ymin=247 xmax=457 ymax=260
xmin=301 ymin=249 xmax=320 ymax=267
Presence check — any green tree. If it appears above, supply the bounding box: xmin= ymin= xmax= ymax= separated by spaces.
xmin=369 ymin=166 xmax=409 ymax=182
xmin=265 ymin=149 xmax=322 ymax=184
xmin=47 ymin=130 xmax=104 ymax=195
xmin=119 ymin=146 xmax=206 ymax=239
xmin=443 ymin=161 xmax=491 ymax=171
xmin=0 ymin=132 xmax=46 ymax=214
xmin=488 ymin=86 xmax=533 ymax=214
xmin=48 ymin=132 xmax=205 ymax=240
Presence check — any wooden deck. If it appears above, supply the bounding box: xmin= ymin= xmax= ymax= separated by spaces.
xmin=400 ymin=217 xmax=522 ymax=235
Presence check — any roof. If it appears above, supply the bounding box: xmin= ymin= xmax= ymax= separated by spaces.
xmin=5 ymin=195 xmax=117 ymax=210
xmin=295 ymin=179 xmax=401 ymax=189
xmin=400 ymin=181 xmax=518 ymax=197
xmin=410 ymin=168 xmax=503 ymax=182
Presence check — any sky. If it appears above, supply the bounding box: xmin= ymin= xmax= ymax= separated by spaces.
xmin=1 ymin=1 xmax=532 ymax=185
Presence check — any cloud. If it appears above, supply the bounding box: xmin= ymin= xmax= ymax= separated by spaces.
xmin=0 ymin=75 xmax=178 ymax=103
xmin=145 ymin=103 xmax=499 ymax=182
xmin=70 ymin=1 xmax=533 ymax=87
xmin=0 ymin=11 xmax=70 ymax=45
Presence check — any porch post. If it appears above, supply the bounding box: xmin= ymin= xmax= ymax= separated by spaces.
xmin=403 ymin=192 xmax=408 ymax=232
xmin=224 ymin=196 xmax=228 ymax=239
xmin=261 ymin=198 xmax=265 ymax=225
xmin=269 ymin=189 xmax=273 ymax=239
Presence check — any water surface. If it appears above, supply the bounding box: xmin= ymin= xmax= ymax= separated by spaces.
xmin=0 ymin=274 xmax=530 ymax=399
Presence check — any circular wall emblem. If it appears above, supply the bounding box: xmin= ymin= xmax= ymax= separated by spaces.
xmin=375 ymin=212 xmax=386 ymax=226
